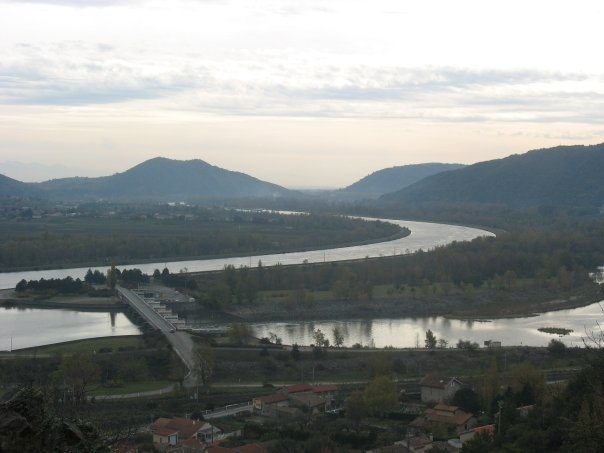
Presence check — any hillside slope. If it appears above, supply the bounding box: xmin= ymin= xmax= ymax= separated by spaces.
xmin=334 ymin=163 xmax=464 ymax=199
xmin=382 ymin=144 xmax=604 ymax=207
xmin=36 ymin=157 xmax=294 ymax=200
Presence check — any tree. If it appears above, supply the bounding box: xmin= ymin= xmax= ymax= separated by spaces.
xmin=312 ymin=329 xmax=329 ymax=348
xmin=56 ymin=353 xmax=101 ymax=405
xmin=332 ymin=326 xmax=345 ymax=348
xmin=509 ymin=361 xmax=545 ymax=405
xmin=106 ymin=265 xmax=117 ymax=289
xmin=437 ymin=338 xmax=449 ymax=349
xmin=452 ymin=387 xmax=481 ymax=413
xmin=547 ymin=338 xmax=567 ymax=355
xmin=15 ymin=279 xmax=27 ymax=292
xmin=291 ymin=343 xmax=301 ymax=361
xmin=193 ymin=344 xmax=215 ymax=394
xmin=345 ymin=390 xmax=367 ymax=428
xmin=363 ymin=375 xmax=398 ymax=417
xmin=425 ymin=329 xmax=437 ymax=349
xmin=227 ymin=322 xmax=253 ymax=345
xmin=481 ymin=356 xmax=500 ymax=412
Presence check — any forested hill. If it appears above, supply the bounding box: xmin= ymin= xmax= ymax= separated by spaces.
xmin=381 ymin=143 xmax=604 ymax=207
xmin=332 ymin=163 xmax=465 ymax=200
xmin=0 ymin=174 xmax=42 ymax=198
xmin=34 ymin=157 xmax=295 ymax=201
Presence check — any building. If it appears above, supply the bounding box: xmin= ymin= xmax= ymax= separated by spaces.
xmin=253 ymin=383 xmax=339 ymax=418
xmin=419 ymin=375 xmax=463 ymax=403
xmin=252 ymin=392 xmax=289 ymax=417
xmin=151 ymin=417 xmax=220 ymax=450
xmin=459 ymin=424 xmax=495 ymax=445
xmin=424 ymin=403 xmax=476 ymax=434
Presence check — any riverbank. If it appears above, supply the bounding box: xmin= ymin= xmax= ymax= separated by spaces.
xmin=225 ymin=281 xmax=603 ymax=322
xmin=0 ymin=289 xmax=124 ymax=310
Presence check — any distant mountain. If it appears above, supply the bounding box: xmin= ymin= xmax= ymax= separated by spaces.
xmin=34 ymin=157 xmax=294 ymax=201
xmin=0 ymin=174 xmax=42 ymax=198
xmin=333 ymin=163 xmax=465 ymax=200
xmin=0 ymin=161 xmax=90 ymax=182
xmin=382 ymin=143 xmax=604 ymax=207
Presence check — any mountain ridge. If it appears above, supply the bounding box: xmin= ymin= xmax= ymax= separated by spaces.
xmin=332 ymin=162 xmax=465 ymax=200
xmin=32 ymin=157 xmax=295 ymax=201
xmin=381 ymin=143 xmax=604 ymax=207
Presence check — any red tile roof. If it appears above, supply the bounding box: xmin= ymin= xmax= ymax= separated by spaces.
xmin=151 ymin=417 xmax=209 ymax=440
xmin=425 ymin=404 xmax=473 ymax=426
xmin=312 ymin=384 xmax=338 ymax=393
xmin=153 ymin=426 xmax=178 ymax=437
xmin=257 ymin=393 xmax=288 ymax=404
xmin=419 ymin=374 xmax=460 ymax=389
xmin=283 ymin=383 xmax=313 ymax=394
xmin=472 ymin=424 xmax=495 ymax=436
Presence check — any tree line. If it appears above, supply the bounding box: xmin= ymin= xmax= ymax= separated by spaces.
xmin=183 ymin=223 xmax=604 ymax=310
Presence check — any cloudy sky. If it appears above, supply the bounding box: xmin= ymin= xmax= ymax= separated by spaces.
xmin=1 ymin=0 xmax=603 ymax=188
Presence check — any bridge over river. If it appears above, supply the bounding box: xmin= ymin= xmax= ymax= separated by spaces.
xmin=116 ymin=285 xmax=196 ymax=384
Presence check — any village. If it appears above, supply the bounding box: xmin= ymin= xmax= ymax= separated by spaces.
xmin=137 ymin=371 xmax=527 ymax=453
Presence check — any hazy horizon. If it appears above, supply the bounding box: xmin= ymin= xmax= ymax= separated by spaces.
xmin=1 ymin=1 xmax=603 ymax=187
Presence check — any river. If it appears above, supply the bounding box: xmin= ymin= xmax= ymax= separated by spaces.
xmin=0 ymin=219 xmax=493 ymax=289
xmin=4 ymin=217 xmax=598 ymax=350
xmin=0 ymin=307 xmax=141 ymax=351
xmin=250 ymin=301 xmax=604 ymax=349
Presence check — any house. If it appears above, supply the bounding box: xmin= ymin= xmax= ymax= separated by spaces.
xmin=276 ymin=406 xmax=304 ymax=420
xmin=459 ymin=424 xmax=495 ymax=445
xmin=151 ymin=417 xmax=220 ymax=449
xmin=419 ymin=375 xmax=463 ymax=403
xmin=425 ymin=403 xmax=476 ymax=434
xmin=252 ymin=392 xmax=289 ymax=417
xmin=289 ymin=392 xmax=326 ymax=415
xmin=253 ymin=384 xmax=340 ymax=417
xmin=395 ymin=433 xmax=434 ymax=452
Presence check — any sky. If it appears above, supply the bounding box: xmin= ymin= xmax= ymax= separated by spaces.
xmin=1 ymin=0 xmax=603 ymax=188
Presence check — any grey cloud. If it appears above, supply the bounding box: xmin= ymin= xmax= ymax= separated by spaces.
xmin=2 ymin=44 xmax=603 ymax=126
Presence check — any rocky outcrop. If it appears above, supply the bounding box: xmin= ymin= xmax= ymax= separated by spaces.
xmin=0 ymin=387 xmax=107 ymax=453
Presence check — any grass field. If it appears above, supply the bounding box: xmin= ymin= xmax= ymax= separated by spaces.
xmin=88 ymin=380 xmax=173 ymax=397
xmin=18 ymin=335 xmax=144 ymax=355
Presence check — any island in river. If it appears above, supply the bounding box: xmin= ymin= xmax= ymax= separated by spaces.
xmin=4 ymin=279 xmax=600 ymax=322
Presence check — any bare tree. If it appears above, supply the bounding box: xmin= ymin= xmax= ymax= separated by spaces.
xmin=582 ymin=302 xmax=604 ymax=348
xmin=193 ymin=344 xmax=215 ymax=395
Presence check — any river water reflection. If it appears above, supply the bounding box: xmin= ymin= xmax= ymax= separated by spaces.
xmin=251 ymin=301 xmax=604 ymax=348
xmin=0 ymin=307 xmax=141 ymax=351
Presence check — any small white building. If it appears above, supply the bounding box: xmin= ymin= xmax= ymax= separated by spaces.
xmin=419 ymin=374 xmax=463 ymax=403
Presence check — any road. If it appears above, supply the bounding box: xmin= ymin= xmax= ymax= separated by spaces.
xmin=116 ymin=286 xmax=197 ymax=386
